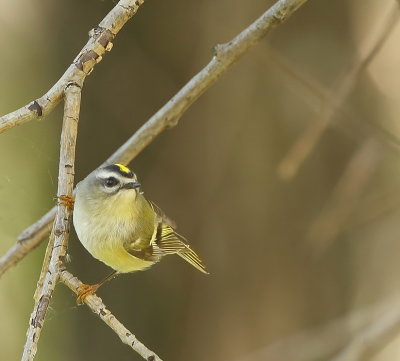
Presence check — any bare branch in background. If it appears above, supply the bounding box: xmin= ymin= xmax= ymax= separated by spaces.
xmin=266 ymin=46 xmax=338 ymax=107
xmin=263 ymin=46 xmax=400 ymax=156
xmin=329 ymin=303 xmax=400 ymax=361
xmin=0 ymin=0 xmax=310 ymax=278
xmin=306 ymin=138 xmax=381 ymax=251
xmin=234 ymin=295 xmax=400 ymax=361
xmin=277 ymin=1 xmax=400 ymax=181
xmin=21 ymin=83 xmax=82 ymax=361
xmin=60 ymin=270 xmax=163 ymax=361
xmin=346 ymin=187 xmax=400 ymax=231
xmin=0 ymin=0 xmax=145 ymax=134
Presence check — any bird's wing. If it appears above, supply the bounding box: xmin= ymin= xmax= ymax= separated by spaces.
xmin=124 ymin=197 xmax=208 ymax=273
xmin=123 ymin=237 xmax=159 ymax=262
xmin=123 ymin=222 xmax=208 ymax=273
xmin=151 ymin=222 xmax=208 ymax=274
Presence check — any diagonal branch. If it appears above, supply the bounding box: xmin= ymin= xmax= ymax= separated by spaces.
xmin=21 ymin=83 xmax=82 ymax=361
xmin=0 ymin=0 xmax=145 ymax=134
xmin=59 ymin=270 xmax=163 ymax=361
xmin=0 ymin=0 xmax=310 ymax=279
xmin=105 ymin=0 xmax=310 ymax=165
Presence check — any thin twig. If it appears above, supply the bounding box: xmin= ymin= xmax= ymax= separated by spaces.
xmin=0 ymin=0 xmax=145 ymax=134
xmin=59 ymin=269 xmax=163 ymax=361
xmin=277 ymin=1 xmax=400 ymax=181
xmin=0 ymin=0 xmax=310 ymax=278
xmin=21 ymin=83 xmax=82 ymax=361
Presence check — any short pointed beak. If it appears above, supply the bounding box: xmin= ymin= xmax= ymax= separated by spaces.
xmin=123 ymin=181 xmax=141 ymax=189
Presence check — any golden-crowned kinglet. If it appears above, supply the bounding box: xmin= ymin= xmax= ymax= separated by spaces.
xmin=73 ymin=164 xmax=208 ymax=302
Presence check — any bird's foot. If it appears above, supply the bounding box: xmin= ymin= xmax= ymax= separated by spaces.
xmin=76 ymin=284 xmax=99 ymax=305
xmin=57 ymin=195 xmax=75 ymax=209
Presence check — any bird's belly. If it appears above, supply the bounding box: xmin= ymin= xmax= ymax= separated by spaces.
xmin=74 ymin=215 xmax=153 ymax=273
xmin=90 ymin=243 xmax=153 ymax=273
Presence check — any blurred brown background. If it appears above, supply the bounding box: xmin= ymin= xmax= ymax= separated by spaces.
xmin=2 ymin=0 xmax=400 ymax=360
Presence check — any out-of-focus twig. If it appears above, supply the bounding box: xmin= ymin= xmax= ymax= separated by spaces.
xmin=345 ymin=187 xmax=400 ymax=231
xmin=263 ymin=46 xmax=400 ymax=155
xmin=21 ymin=83 xmax=82 ymax=361
xmin=0 ymin=0 xmax=310 ymax=278
xmin=306 ymin=138 xmax=381 ymax=251
xmin=60 ymin=270 xmax=163 ymax=361
xmin=266 ymin=46 xmax=338 ymax=107
xmin=278 ymin=2 xmax=400 ymax=181
xmin=329 ymin=303 xmax=400 ymax=361
xmin=0 ymin=0 xmax=145 ymax=134
xmin=234 ymin=295 xmax=400 ymax=361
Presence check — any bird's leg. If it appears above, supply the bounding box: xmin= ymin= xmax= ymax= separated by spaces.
xmin=76 ymin=270 xmax=118 ymax=305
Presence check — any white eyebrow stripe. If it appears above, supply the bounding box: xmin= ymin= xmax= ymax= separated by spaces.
xmin=96 ymin=170 xmax=125 ymax=181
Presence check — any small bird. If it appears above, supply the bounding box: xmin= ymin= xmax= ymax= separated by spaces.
xmin=73 ymin=163 xmax=208 ymax=303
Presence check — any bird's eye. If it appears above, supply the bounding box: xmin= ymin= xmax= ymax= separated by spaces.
xmin=104 ymin=177 xmax=119 ymax=188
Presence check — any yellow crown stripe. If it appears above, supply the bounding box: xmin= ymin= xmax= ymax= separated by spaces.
xmin=115 ymin=164 xmax=131 ymax=174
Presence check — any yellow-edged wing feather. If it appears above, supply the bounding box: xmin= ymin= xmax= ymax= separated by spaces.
xmin=152 ymin=222 xmax=208 ymax=274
